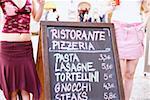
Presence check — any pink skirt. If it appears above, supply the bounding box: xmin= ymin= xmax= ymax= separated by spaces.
xmin=113 ymin=20 xmax=145 ymax=59
xmin=0 ymin=41 xmax=41 ymax=100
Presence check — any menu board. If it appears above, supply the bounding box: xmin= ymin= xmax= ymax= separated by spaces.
xmin=40 ymin=21 xmax=124 ymax=100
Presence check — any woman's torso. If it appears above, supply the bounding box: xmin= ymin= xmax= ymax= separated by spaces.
xmin=111 ymin=0 xmax=143 ymax=23
xmin=0 ymin=0 xmax=32 ymax=41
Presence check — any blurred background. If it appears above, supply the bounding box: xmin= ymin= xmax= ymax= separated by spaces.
xmin=0 ymin=0 xmax=150 ymax=100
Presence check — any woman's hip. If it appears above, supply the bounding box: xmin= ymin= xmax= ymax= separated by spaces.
xmin=0 ymin=33 xmax=31 ymax=41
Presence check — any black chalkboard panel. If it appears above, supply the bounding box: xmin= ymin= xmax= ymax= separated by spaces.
xmin=40 ymin=21 xmax=124 ymax=100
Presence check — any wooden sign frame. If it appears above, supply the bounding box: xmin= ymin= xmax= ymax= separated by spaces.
xmin=38 ymin=21 xmax=125 ymax=100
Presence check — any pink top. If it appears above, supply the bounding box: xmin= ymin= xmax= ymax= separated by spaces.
xmin=111 ymin=0 xmax=143 ymax=23
xmin=0 ymin=0 xmax=31 ymax=33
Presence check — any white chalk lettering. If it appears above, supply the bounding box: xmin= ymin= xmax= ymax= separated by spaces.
xmin=54 ymin=82 xmax=91 ymax=93
xmin=52 ymin=41 xmax=95 ymax=50
xmin=55 ymin=71 xmax=99 ymax=82
xmin=51 ymin=28 xmax=106 ymax=41
xmin=55 ymin=62 xmax=95 ymax=72
xmin=55 ymin=92 xmax=88 ymax=100
xmin=54 ymin=53 xmax=79 ymax=63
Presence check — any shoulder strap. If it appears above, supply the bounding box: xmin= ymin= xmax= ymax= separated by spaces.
xmin=0 ymin=0 xmax=5 ymax=5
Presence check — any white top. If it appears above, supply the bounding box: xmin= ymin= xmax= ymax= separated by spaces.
xmin=111 ymin=0 xmax=143 ymax=23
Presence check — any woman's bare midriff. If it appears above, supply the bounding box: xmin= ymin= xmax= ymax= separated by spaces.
xmin=0 ymin=33 xmax=31 ymax=41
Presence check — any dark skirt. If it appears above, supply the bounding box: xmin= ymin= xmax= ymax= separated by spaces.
xmin=0 ymin=41 xmax=41 ymax=100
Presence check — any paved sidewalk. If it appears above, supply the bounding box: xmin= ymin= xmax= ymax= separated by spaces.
xmin=130 ymin=57 xmax=150 ymax=100
xmin=131 ymin=75 xmax=150 ymax=100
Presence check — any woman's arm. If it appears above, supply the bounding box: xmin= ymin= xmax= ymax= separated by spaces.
xmin=106 ymin=0 xmax=117 ymax=14
xmin=141 ymin=0 xmax=150 ymax=31
xmin=105 ymin=0 xmax=117 ymax=22
xmin=32 ymin=0 xmax=45 ymax=22
xmin=142 ymin=0 xmax=150 ymax=15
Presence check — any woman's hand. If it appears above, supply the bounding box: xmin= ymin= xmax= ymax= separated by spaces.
xmin=107 ymin=0 xmax=117 ymax=13
xmin=37 ymin=0 xmax=45 ymax=7
xmin=110 ymin=0 xmax=117 ymax=7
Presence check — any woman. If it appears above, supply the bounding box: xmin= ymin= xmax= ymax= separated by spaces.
xmin=109 ymin=0 xmax=145 ymax=100
xmin=0 ymin=0 xmax=44 ymax=100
